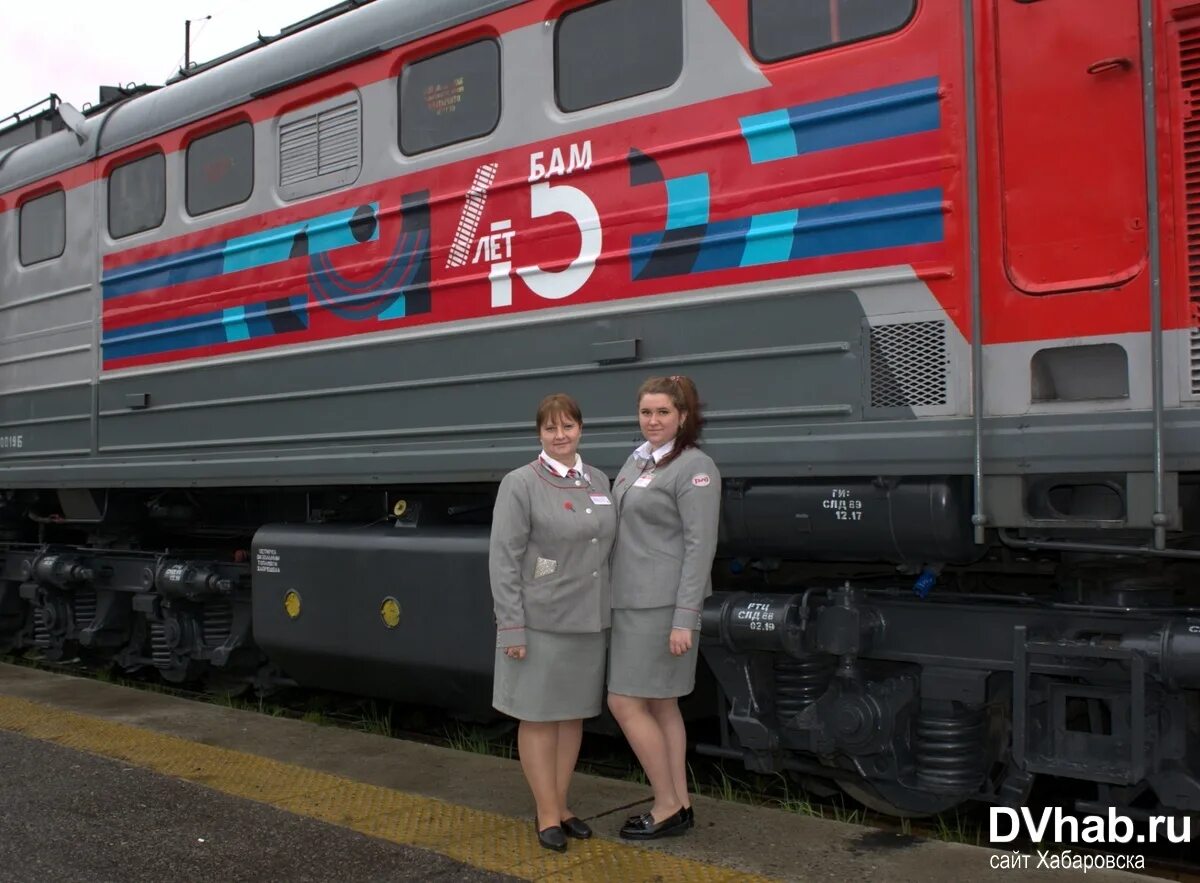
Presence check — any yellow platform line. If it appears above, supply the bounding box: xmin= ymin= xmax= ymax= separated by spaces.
xmin=0 ymin=694 xmax=776 ymax=882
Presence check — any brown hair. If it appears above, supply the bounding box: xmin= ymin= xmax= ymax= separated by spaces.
xmin=535 ymin=393 xmax=583 ymax=431
xmin=636 ymin=375 xmax=704 ymax=468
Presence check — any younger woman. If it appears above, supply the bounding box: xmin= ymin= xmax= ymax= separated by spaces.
xmin=607 ymin=376 xmax=721 ymax=840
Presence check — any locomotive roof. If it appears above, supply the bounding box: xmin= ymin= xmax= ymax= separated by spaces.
xmin=0 ymin=0 xmax=525 ymax=197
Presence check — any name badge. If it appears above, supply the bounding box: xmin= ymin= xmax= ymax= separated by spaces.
xmin=633 ymin=473 xmax=654 ymax=488
xmin=589 ymin=494 xmax=611 ymax=505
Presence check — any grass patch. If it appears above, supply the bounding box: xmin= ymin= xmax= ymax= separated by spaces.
xmin=443 ymin=723 xmax=513 ymax=759
xmin=357 ymin=702 xmax=394 ymax=738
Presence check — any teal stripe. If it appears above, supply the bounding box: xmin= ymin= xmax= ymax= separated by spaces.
xmin=740 ymin=110 xmax=797 ymax=165
xmin=377 ymin=295 xmax=408 ymax=321
xmin=741 ymin=210 xmax=799 ymax=266
xmin=665 ymin=175 xmax=710 ymax=230
xmin=223 ymin=205 xmax=380 ymax=274
xmin=222 ymin=306 xmax=251 ymax=342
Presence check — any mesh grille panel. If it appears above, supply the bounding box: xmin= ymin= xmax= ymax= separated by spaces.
xmin=869 ymin=320 xmax=949 ymax=408
xmin=1178 ymin=26 xmax=1200 ymax=392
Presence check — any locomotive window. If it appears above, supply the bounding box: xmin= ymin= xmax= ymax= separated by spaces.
xmin=186 ymin=122 xmax=254 ymax=216
xmin=18 ymin=189 xmax=65 ymax=266
xmin=399 ymin=40 xmax=500 ymax=155
xmin=109 ymin=152 xmax=166 ymax=239
xmin=749 ymin=0 xmax=916 ymax=63
xmin=556 ymin=0 xmax=683 ymax=112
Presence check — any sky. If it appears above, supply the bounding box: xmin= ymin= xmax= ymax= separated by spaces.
xmin=1 ymin=0 xmax=348 ymax=121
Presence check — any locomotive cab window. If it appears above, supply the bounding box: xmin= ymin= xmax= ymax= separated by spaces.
xmin=19 ymin=188 xmax=65 ymax=266
xmin=187 ymin=122 xmax=254 ymax=216
xmin=750 ymin=0 xmax=916 ymax=62
xmin=109 ymin=153 xmax=166 ymax=239
xmin=399 ymin=40 xmax=500 ymax=155
xmin=555 ymin=0 xmax=683 ymax=112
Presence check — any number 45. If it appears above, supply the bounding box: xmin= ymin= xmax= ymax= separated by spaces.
xmin=491 ymin=181 xmax=602 ymax=307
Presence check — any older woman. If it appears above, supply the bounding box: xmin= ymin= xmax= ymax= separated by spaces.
xmin=608 ymin=375 xmax=721 ymax=840
xmin=489 ymin=393 xmax=616 ymax=852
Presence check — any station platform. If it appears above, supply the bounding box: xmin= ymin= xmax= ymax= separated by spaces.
xmin=0 ymin=663 xmax=1160 ymax=882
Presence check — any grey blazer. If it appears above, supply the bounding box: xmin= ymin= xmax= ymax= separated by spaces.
xmin=610 ymin=446 xmax=722 ymax=630
xmin=489 ymin=460 xmax=616 ymax=648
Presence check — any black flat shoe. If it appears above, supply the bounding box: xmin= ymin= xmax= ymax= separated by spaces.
xmin=627 ymin=806 xmax=693 ymax=828
xmin=537 ymin=824 xmax=568 ymax=852
xmin=619 ymin=807 xmax=690 ymax=840
xmin=561 ymin=816 xmax=592 ymax=839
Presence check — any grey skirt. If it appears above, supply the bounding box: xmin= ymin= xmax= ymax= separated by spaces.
xmin=607 ymin=606 xmax=699 ymax=699
xmin=492 ymin=627 xmax=607 ymax=722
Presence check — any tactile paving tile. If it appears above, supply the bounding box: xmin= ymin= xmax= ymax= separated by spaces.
xmin=0 ymin=695 xmax=779 ymax=882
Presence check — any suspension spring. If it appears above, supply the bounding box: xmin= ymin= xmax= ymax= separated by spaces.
xmin=72 ymin=588 xmax=97 ymax=631
xmin=774 ymin=655 xmax=835 ymax=720
xmin=148 ymin=621 xmax=170 ymax=668
xmin=202 ymin=601 xmax=233 ymax=647
xmin=914 ymin=706 xmax=987 ymax=794
xmin=31 ymin=607 xmax=49 ymax=648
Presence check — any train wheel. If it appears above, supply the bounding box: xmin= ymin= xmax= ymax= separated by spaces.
xmin=839 ymin=779 xmax=967 ymax=819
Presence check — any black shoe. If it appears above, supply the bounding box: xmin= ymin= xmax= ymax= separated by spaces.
xmin=561 ymin=816 xmax=592 ymax=839
xmin=619 ymin=807 xmax=690 ymax=840
xmin=624 ymin=810 xmax=650 ymax=826
xmin=628 ymin=806 xmax=692 ymax=828
xmin=537 ymin=824 xmax=568 ymax=852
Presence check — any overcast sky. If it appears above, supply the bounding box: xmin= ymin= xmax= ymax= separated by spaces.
xmin=1 ymin=0 xmax=345 ymax=120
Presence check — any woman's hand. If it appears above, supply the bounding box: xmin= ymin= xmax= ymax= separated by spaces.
xmin=668 ymin=628 xmax=692 ymax=656
xmin=505 ymin=645 xmax=527 ymax=660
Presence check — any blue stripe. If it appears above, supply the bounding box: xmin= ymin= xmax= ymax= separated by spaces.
xmin=102 ymin=296 xmax=308 ymax=361
xmin=693 ymin=217 xmax=750 ymax=273
xmin=629 ymin=189 xmax=944 ymax=280
xmin=788 ymin=189 xmax=943 ymax=260
xmin=664 ymin=175 xmax=710 ymax=230
xmin=741 ymin=77 xmax=940 ymax=164
xmin=103 ymin=204 xmax=381 ymax=300
xmin=102 ymin=243 xmax=226 ymax=300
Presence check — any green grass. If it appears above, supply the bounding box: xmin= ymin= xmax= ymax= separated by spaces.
xmin=442 ymin=723 xmax=513 ymax=759
xmin=357 ymin=702 xmax=394 ymax=738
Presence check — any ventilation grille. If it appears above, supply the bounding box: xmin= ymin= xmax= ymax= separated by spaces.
xmin=869 ymin=320 xmax=949 ymax=408
xmin=279 ymin=99 xmax=361 ymax=189
xmin=1179 ymin=26 xmax=1200 ymax=393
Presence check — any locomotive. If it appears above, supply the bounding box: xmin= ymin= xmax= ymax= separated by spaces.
xmin=1 ymin=0 xmax=1197 ymax=819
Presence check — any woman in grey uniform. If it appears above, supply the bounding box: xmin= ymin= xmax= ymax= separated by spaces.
xmin=489 ymin=393 xmax=617 ymax=853
xmin=608 ymin=375 xmax=721 ymax=840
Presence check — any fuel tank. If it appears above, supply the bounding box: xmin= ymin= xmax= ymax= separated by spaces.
xmin=251 ymin=524 xmax=496 ymax=715
xmin=720 ymin=477 xmax=977 ymax=564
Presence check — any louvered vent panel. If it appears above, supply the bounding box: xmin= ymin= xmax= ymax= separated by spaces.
xmin=279 ymin=116 xmax=319 ymax=187
xmin=317 ymin=103 xmax=361 ymax=175
xmin=869 ymin=320 xmax=949 ymax=408
xmin=1181 ymin=27 xmax=1200 ymax=393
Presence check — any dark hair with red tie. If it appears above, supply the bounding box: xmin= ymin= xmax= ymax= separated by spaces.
xmin=636 ymin=375 xmax=705 ymax=469
xmin=535 ymin=392 xmax=583 ymax=431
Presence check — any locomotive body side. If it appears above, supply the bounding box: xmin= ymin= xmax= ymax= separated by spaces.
xmin=0 ymin=0 xmax=1197 ymax=819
